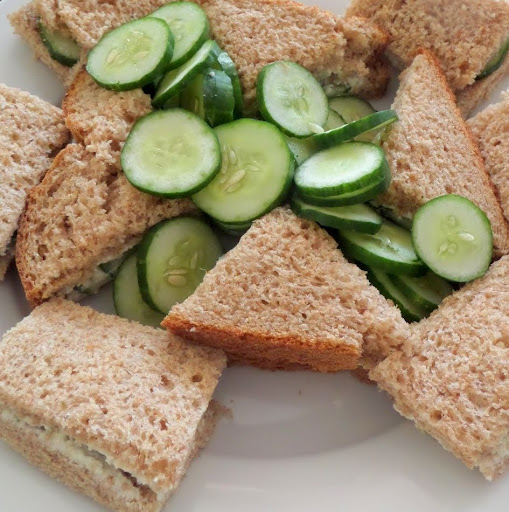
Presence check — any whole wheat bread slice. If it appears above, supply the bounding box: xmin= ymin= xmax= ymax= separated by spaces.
xmin=62 ymin=69 xmax=152 ymax=163
xmin=346 ymin=0 xmax=509 ymax=116
xmin=375 ymin=51 xmax=509 ymax=258
xmin=8 ymin=3 xmax=83 ymax=86
xmin=0 ymin=83 xmax=69 ymax=267
xmin=0 ymin=299 xmax=226 ymax=512
xmin=15 ymin=143 xmax=198 ymax=306
xmin=34 ymin=0 xmax=390 ymax=113
xmin=163 ymin=207 xmax=409 ymax=372
xmin=371 ymin=256 xmax=509 ymax=480
xmin=468 ymin=91 xmax=509 ymax=226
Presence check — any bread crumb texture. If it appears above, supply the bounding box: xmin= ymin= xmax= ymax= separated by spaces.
xmin=15 ymin=143 xmax=198 ymax=306
xmin=0 ymin=83 xmax=69 ymax=256
xmin=63 ymin=70 xmax=152 ymax=163
xmin=371 ymin=256 xmax=509 ymax=480
xmin=8 ymin=3 xmax=83 ymax=85
xmin=469 ymin=91 xmax=509 ymax=225
xmin=377 ymin=51 xmax=509 ymax=258
xmin=346 ymin=0 xmax=509 ymax=92
xmin=34 ymin=0 xmax=389 ymax=112
xmin=0 ymin=299 xmax=226 ymax=510
xmin=164 ymin=207 xmax=409 ymax=372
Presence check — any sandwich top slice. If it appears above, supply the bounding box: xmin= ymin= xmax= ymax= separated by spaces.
xmin=0 ymin=83 xmax=69 ymax=281
xmin=0 ymin=299 xmax=226 ymax=512
xmin=8 ymin=3 xmax=82 ymax=86
xmin=371 ymin=256 xmax=509 ymax=480
xmin=375 ymin=51 xmax=509 ymax=258
xmin=346 ymin=0 xmax=509 ymax=117
xmin=163 ymin=207 xmax=410 ymax=372
xmin=468 ymin=91 xmax=509 ymax=226
xmin=62 ymin=69 xmax=152 ymax=163
xmin=32 ymin=0 xmax=390 ymax=112
xmin=15 ymin=143 xmax=198 ymax=306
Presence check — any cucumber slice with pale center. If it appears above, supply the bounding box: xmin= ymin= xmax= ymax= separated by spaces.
xmin=38 ymin=21 xmax=81 ymax=67
xmin=329 ymin=96 xmax=376 ymax=123
xmin=87 ymin=17 xmax=174 ymax=91
xmin=391 ymin=272 xmax=454 ymax=313
xmin=366 ymin=266 xmax=428 ymax=323
xmin=291 ymin=196 xmax=382 ymax=234
xmin=137 ymin=217 xmax=223 ymax=314
xmin=192 ymin=119 xmax=294 ymax=224
xmin=121 ymin=109 xmax=221 ymax=197
xmin=412 ymin=194 xmax=493 ymax=282
xmin=338 ymin=220 xmax=426 ymax=276
xmin=313 ymin=110 xmax=398 ymax=149
xmin=152 ymin=40 xmax=216 ymax=108
xmin=257 ymin=61 xmax=328 ymax=138
xmin=477 ymin=36 xmax=509 ymax=80
xmin=295 ymin=142 xmax=389 ymax=198
xmin=114 ymin=251 xmax=165 ymax=327
xmin=150 ymin=1 xmax=210 ymax=69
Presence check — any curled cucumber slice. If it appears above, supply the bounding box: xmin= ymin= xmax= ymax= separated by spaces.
xmin=38 ymin=21 xmax=80 ymax=67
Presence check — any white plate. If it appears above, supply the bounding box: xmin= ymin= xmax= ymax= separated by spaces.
xmin=1 ymin=1 xmax=508 ymax=511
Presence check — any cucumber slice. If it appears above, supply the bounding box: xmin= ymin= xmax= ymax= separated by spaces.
xmin=328 ymin=96 xmax=376 ymax=123
xmin=214 ymin=219 xmax=252 ymax=235
xmin=192 ymin=119 xmax=294 ymax=224
xmin=477 ymin=37 xmax=509 ymax=80
xmin=374 ymin=205 xmax=413 ymax=230
xmin=295 ymin=142 xmax=389 ymax=197
xmin=257 ymin=61 xmax=328 ymax=138
xmin=366 ymin=267 xmax=428 ymax=323
xmin=313 ymin=110 xmax=398 ymax=149
xmin=137 ymin=217 xmax=223 ymax=314
xmin=121 ymin=109 xmax=221 ymax=197
xmin=297 ymin=177 xmax=388 ymax=207
xmin=114 ymin=252 xmax=165 ymax=327
xmin=291 ymin=196 xmax=382 ymax=234
xmin=162 ymin=92 xmax=181 ymax=109
xmin=87 ymin=17 xmax=173 ymax=91
xmin=181 ymin=68 xmax=235 ymax=126
xmin=38 ymin=21 xmax=80 ymax=67
xmin=391 ymin=272 xmax=454 ymax=313
xmin=412 ymin=194 xmax=493 ymax=282
xmin=338 ymin=220 xmax=426 ymax=276
xmin=286 ymin=136 xmax=317 ymax=165
xmin=152 ymin=40 xmax=216 ymax=108
xmin=210 ymin=43 xmax=244 ymax=118
xmin=150 ymin=2 xmax=210 ymax=69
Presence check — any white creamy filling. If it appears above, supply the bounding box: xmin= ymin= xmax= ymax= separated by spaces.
xmin=0 ymin=407 xmax=149 ymax=501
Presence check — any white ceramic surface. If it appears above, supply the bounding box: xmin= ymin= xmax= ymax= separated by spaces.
xmin=0 ymin=0 xmax=508 ymax=510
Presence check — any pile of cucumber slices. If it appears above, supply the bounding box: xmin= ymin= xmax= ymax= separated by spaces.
xmin=70 ymin=1 xmax=494 ymax=325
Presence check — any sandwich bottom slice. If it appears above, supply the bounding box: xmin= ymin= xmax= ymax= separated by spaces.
xmin=371 ymin=256 xmax=509 ymax=480
xmin=163 ymin=207 xmax=409 ymax=372
xmin=0 ymin=300 xmax=226 ymax=512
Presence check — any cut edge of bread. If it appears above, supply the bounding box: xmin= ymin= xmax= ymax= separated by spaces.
xmin=0 ymin=400 xmax=221 ymax=512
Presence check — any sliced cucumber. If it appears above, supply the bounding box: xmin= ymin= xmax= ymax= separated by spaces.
xmin=152 ymin=40 xmax=216 ymax=108
xmin=257 ymin=61 xmax=328 ymax=137
xmin=295 ymin=142 xmax=389 ymax=198
xmin=291 ymin=196 xmax=382 ymax=234
xmin=163 ymin=92 xmax=181 ymax=109
xmin=313 ymin=110 xmax=398 ymax=149
xmin=324 ymin=109 xmax=345 ymax=130
xmin=150 ymin=2 xmax=210 ymax=69
xmin=192 ymin=119 xmax=294 ymax=224
xmin=181 ymin=68 xmax=235 ymax=126
xmin=285 ymin=136 xmax=317 ymax=165
xmin=38 ymin=21 xmax=80 ymax=67
xmin=477 ymin=37 xmax=509 ymax=80
xmin=374 ymin=205 xmax=413 ymax=230
xmin=210 ymin=43 xmax=244 ymax=118
xmin=366 ymin=267 xmax=428 ymax=323
xmin=297 ymin=178 xmax=388 ymax=207
xmin=137 ymin=217 xmax=223 ymax=314
xmin=114 ymin=251 xmax=165 ymax=327
xmin=412 ymin=194 xmax=493 ymax=282
xmin=121 ymin=109 xmax=221 ymax=197
xmin=328 ymin=96 xmax=376 ymax=123
xmin=214 ymin=219 xmax=252 ymax=235
xmin=87 ymin=17 xmax=173 ymax=91
xmin=338 ymin=220 xmax=426 ymax=276
xmin=391 ymin=272 xmax=454 ymax=313
xmin=99 ymin=256 xmax=124 ymax=278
